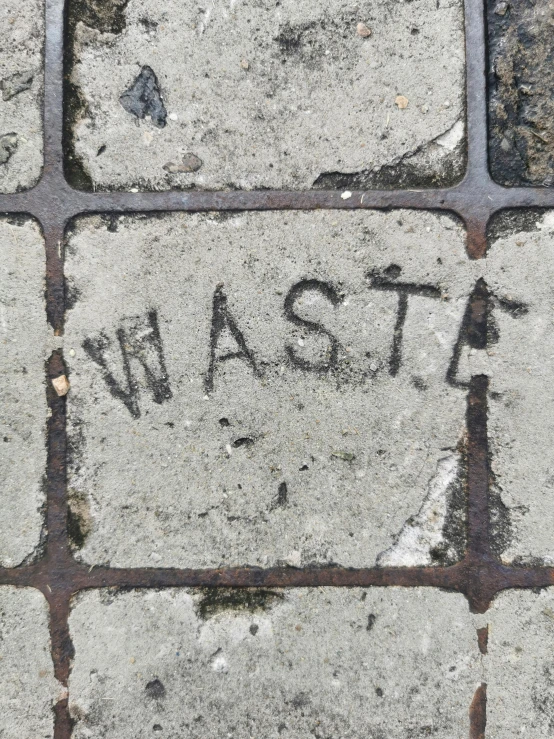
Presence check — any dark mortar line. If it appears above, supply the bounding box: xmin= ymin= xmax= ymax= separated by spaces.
xmin=5 ymin=561 xmax=554 ymax=594
xmin=470 ymin=683 xmax=487 ymax=739
xmin=466 ymin=375 xmax=491 ymax=561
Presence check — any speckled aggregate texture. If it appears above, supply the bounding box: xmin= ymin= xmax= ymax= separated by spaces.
xmin=0 ymin=0 xmax=43 ymax=192
xmin=485 ymin=211 xmax=554 ymax=565
xmin=0 ymin=218 xmax=48 ymax=566
xmin=67 ymin=0 xmax=465 ymax=191
xmin=64 ymin=210 xmax=482 ymax=569
xmin=488 ymin=0 xmax=554 ymax=186
xmin=68 ymin=588 xmax=479 ymax=738
xmin=0 ymin=587 xmax=58 ymax=738
xmin=486 ymin=589 xmax=554 ymax=736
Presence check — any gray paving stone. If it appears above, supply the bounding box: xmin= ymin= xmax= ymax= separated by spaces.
xmin=486 ymin=588 xmax=554 ymax=737
xmin=68 ymin=587 xmax=479 ymax=738
xmin=0 ymin=587 xmax=58 ymax=738
xmin=0 ymin=0 xmax=43 ymax=192
xmin=64 ymin=210 xmax=482 ymax=568
xmin=485 ymin=211 xmax=554 ymax=565
xmin=67 ymin=0 xmax=465 ymax=191
xmin=0 ymin=218 xmax=49 ymax=566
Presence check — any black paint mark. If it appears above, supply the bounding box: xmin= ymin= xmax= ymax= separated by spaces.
xmin=119 ymin=66 xmax=167 ymax=128
xmin=196 ymin=588 xmax=284 ymax=620
xmin=368 ymin=265 xmax=441 ymax=376
xmin=219 ymin=417 xmax=230 ymax=427
xmin=0 ymin=133 xmax=17 ymax=165
xmin=366 ymin=613 xmax=376 ymax=631
xmin=271 ymin=482 xmax=288 ymax=511
xmin=284 ymin=279 xmax=342 ymax=373
xmin=447 ymin=279 xmax=528 ymax=388
xmin=1 ymin=70 xmax=34 ymax=101
xmin=83 ymin=310 xmax=172 ymax=419
xmin=75 ymin=0 xmax=131 ymax=34
xmin=145 ymin=679 xmax=166 ymax=700
xmin=232 ymin=437 xmax=254 ymax=448
xmin=204 ymin=284 xmax=260 ymax=393
xmin=497 ymin=295 xmax=529 ymax=319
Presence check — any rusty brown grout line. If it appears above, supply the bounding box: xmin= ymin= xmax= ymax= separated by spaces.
xmin=0 ymin=0 xmax=553 ymax=736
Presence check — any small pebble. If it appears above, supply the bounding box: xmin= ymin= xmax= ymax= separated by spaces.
xmin=341 ymin=191 xmax=352 ymax=200
xmin=168 ymin=112 xmax=178 ymax=121
xmin=240 ymin=59 xmax=249 ymax=70
xmin=356 ymin=22 xmax=372 ymax=37
xmin=500 ymin=137 xmax=511 ymax=152
xmin=395 ymin=95 xmax=409 ymax=110
xmin=52 ymin=375 xmax=70 ymax=397
xmin=494 ymin=1 xmax=508 ymax=15
xmin=69 ymin=349 xmax=76 ymax=357
xmin=163 ymin=153 xmax=203 ymax=173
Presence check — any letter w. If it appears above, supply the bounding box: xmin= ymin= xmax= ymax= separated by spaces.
xmin=83 ymin=310 xmax=172 ymax=419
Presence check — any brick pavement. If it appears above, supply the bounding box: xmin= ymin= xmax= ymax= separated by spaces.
xmin=1 ymin=0 xmax=554 ymax=736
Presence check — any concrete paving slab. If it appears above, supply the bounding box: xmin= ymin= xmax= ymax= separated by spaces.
xmin=0 ymin=587 xmax=57 ymax=739
xmin=0 ymin=0 xmax=43 ymax=192
xmin=68 ymin=587 xmax=479 ymax=738
xmin=63 ymin=210 xmax=481 ymax=568
xmin=66 ymin=0 xmax=465 ymax=191
xmin=485 ymin=211 xmax=554 ymax=565
xmin=0 ymin=217 xmax=49 ymax=566
xmin=486 ymin=588 xmax=554 ymax=737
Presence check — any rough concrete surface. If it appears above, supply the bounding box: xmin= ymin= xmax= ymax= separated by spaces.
xmin=63 ymin=210 xmax=485 ymax=569
xmin=485 ymin=211 xmax=554 ymax=565
xmin=68 ymin=587 xmax=479 ymax=738
xmin=0 ymin=587 xmax=58 ymax=738
xmin=0 ymin=218 xmax=49 ymax=566
xmin=0 ymin=0 xmax=43 ymax=192
xmin=486 ymin=588 xmax=554 ymax=736
xmin=488 ymin=0 xmax=554 ymax=186
xmin=67 ymin=0 xmax=466 ymax=191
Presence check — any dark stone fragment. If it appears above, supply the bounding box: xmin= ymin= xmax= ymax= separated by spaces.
xmin=120 ymin=66 xmax=167 ymax=128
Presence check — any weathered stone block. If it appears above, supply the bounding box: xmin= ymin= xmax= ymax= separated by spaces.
xmin=68 ymin=588 xmax=479 ymax=738
xmin=64 ymin=210 xmax=480 ymax=568
xmin=486 ymin=211 xmax=554 ymax=564
xmin=0 ymin=587 xmax=57 ymax=738
xmin=66 ymin=0 xmax=466 ymax=190
xmin=0 ymin=0 xmax=43 ymax=192
xmin=488 ymin=0 xmax=554 ymax=186
xmin=0 ymin=218 xmax=49 ymax=566
xmin=486 ymin=589 xmax=554 ymax=735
